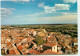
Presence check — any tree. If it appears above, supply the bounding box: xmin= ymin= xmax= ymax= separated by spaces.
xmin=33 ymin=36 xmax=44 ymax=46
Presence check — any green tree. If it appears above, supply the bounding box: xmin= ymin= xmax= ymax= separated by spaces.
xmin=33 ymin=36 xmax=44 ymax=46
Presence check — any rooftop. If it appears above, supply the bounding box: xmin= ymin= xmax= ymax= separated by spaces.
xmin=41 ymin=49 xmax=62 ymax=54
xmin=26 ymin=49 xmax=41 ymax=55
xmin=43 ymin=43 xmax=56 ymax=47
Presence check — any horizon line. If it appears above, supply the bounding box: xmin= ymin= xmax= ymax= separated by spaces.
xmin=1 ymin=23 xmax=77 ymax=25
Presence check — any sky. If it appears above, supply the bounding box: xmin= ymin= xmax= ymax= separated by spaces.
xmin=1 ymin=0 xmax=77 ymax=25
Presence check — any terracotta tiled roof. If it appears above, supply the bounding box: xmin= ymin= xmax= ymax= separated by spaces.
xmin=57 ymin=44 xmax=61 ymax=47
xmin=47 ymin=36 xmax=55 ymax=42
xmin=27 ymin=49 xmax=41 ymax=55
xmin=17 ymin=37 xmax=25 ymax=39
xmin=13 ymin=49 xmax=20 ymax=55
xmin=61 ymin=43 xmax=66 ymax=46
xmin=65 ymin=48 xmax=71 ymax=50
xmin=5 ymin=34 xmax=9 ymax=35
xmin=43 ymin=43 xmax=56 ymax=47
xmin=6 ymin=42 xmax=11 ymax=45
xmin=17 ymin=45 xmax=23 ymax=50
xmin=1 ymin=36 xmax=3 ymax=37
xmin=41 ymin=49 xmax=62 ymax=54
xmin=27 ymin=37 xmax=35 ymax=42
xmin=9 ymin=49 xmax=15 ymax=55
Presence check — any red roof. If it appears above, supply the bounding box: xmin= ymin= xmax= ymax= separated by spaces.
xmin=47 ymin=36 xmax=55 ymax=42
xmin=9 ymin=49 xmax=15 ymax=55
xmin=17 ymin=45 xmax=23 ymax=50
xmin=17 ymin=37 xmax=25 ymax=39
xmin=43 ymin=43 xmax=56 ymax=47
xmin=27 ymin=49 xmax=41 ymax=55
xmin=6 ymin=42 xmax=11 ymax=45
xmin=13 ymin=49 xmax=20 ymax=55
xmin=41 ymin=49 xmax=62 ymax=54
xmin=5 ymin=34 xmax=9 ymax=35
xmin=27 ymin=37 xmax=35 ymax=42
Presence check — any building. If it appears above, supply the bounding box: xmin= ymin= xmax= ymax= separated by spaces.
xmin=41 ymin=49 xmax=61 ymax=55
xmin=26 ymin=49 xmax=41 ymax=55
xmin=43 ymin=43 xmax=57 ymax=52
